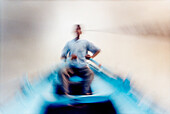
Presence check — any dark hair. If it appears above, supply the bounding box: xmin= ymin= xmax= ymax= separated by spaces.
xmin=76 ymin=25 xmax=81 ymax=30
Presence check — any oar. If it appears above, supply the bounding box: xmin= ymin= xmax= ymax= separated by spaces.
xmin=89 ymin=58 xmax=118 ymax=79
xmin=89 ymin=58 xmax=132 ymax=92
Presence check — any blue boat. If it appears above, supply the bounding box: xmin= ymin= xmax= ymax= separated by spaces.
xmin=0 ymin=59 xmax=160 ymax=114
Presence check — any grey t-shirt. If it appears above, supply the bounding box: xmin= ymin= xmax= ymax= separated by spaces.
xmin=61 ymin=38 xmax=100 ymax=68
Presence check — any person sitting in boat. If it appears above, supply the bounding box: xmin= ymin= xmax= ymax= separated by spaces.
xmin=58 ymin=24 xmax=101 ymax=96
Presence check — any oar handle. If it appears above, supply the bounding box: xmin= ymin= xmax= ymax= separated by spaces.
xmin=89 ymin=58 xmax=102 ymax=68
xmin=89 ymin=58 xmax=117 ymax=79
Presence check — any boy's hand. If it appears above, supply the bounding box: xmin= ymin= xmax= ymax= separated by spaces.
xmin=85 ymin=54 xmax=92 ymax=60
xmin=71 ymin=54 xmax=77 ymax=60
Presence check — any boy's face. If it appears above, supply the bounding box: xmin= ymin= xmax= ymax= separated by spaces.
xmin=76 ymin=28 xmax=82 ymax=36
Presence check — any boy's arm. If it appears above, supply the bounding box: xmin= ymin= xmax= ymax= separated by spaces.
xmin=86 ymin=41 xmax=101 ymax=59
xmin=61 ymin=42 xmax=70 ymax=61
xmin=91 ymin=50 xmax=100 ymax=58
xmin=85 ymin=50 xmax=101 ymax=59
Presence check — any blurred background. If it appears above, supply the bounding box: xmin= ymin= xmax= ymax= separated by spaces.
xmin=0 ymin=0 xmax=170 ymax=113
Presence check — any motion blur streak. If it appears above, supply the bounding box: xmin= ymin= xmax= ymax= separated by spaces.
xmin=0 ymin=0 xmax=170 ymax=113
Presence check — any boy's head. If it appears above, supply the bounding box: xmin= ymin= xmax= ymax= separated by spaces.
xmin=75 ymin=24 xmax=82 ymax=36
